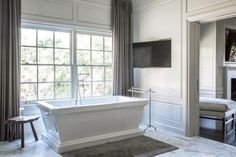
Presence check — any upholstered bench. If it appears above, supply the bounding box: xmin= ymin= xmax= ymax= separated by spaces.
xmin=199 ymin=97 xmax=236 ymax=140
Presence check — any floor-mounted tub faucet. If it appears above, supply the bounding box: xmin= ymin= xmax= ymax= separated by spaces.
xmin=75 ymin=73 xmax=90 ymax=106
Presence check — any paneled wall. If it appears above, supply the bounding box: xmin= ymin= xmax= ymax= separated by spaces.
xmin=133 ymin=0 xmax=185 ymax=135
xmin=199 ymin=22 xmax=217 ymax=98
xmin=199 ymin=17 xmax=236 ymax=98
xmin=21 ymin=0 xmax=236 ymax=137
xmin=22 ymin=0 xmax=112 ymax=30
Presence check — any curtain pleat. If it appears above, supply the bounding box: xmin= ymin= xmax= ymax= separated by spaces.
xmin=112 ymin=0 xmax=133 ymax=96
xmin=0 ymin=0 xmax=21 ymax=141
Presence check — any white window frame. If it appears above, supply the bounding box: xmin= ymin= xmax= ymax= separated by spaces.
xmin=21 ymin=23 xmax=113 ymax=104
xmin=76 ymin=31 xmax=113 ymax=97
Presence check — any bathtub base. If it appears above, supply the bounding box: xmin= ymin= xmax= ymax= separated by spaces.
xmin=42 ymin=128 xmax=144 ymax=153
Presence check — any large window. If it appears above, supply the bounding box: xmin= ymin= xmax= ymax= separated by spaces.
xmin=21 ymin=28 xmax=71 ymax=102
xmin=21 ymin=26 xmax=112 ymax=103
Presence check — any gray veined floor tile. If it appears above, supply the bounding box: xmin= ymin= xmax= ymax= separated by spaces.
xmin=1 ymin=127 xmax=236 ymax=157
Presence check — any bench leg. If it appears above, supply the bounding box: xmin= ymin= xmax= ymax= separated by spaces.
xmin=30 ymin=122 xmax=38 ymax=141
xmin=21 ymin=123 xmax=24 ymax=148
xmin=233 ymin=114 xmax=235 ymax=131
xmin=222 ymin=118 xmax=226 ymax=142
xmin=9 ymin=124 xmax=15 ymax=142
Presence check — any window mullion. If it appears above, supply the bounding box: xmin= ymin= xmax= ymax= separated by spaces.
xmin=72 ymin=30 xmax=78 ymax=99
xmin=103 ymin=37 xmax=106 ymax=96
xmin=90 ymin=35 xmax=93 ymax=97
xmin=53 ymin=31 xmax=56 ymax=99
xmin=36 ymin=29 xmax=39 ymax=100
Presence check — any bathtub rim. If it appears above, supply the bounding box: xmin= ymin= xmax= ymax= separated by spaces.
xmin=36 ymin=96 xmax=148 ymax=115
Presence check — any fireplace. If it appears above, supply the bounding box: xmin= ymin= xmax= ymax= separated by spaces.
xmin=226 ymin=67 xmax=236 ymax=100
xmin=231 ymin=78 xmax=236 ymax=101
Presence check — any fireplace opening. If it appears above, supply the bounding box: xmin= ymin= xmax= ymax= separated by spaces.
xmin=231 ymin=78 xmax=236 ymax=101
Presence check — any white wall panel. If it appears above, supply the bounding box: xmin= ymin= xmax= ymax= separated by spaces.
xmin=22 ymin=0 xmax=74 ymax=20
xmin=77 ymin=1 xmax=111 ymax=26
xmin=133 ymin=0 xmax=185 ymax=135
xmin=199 ymin=23 xmax=216 ymax=91
xmin=22 ymin=0 xmax=112 ymax=30
xmin=133 ymin=0 xmax=182 ymax=98
xmin=141 ymin=101 xmax=184 ymax=134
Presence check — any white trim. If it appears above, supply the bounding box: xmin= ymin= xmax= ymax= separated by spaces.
xmin=133 ymin=0 xmax=174 ymax=14
xmin=151 ymin=121 xmax=185 ymax=136
xmin=187 ymin=0 xmax=232 ymax=13
xmin=22 ymin=20 xmax=112 ymax=34
xmin=226 ymin=67 xmax=236 ymax=100
xmin=41 ymin=129 xmax=143 ymax=153
xmin=186 ymin=22 xmax=200 ymax=136
xmin=187 ymin=3 xmax=236 ymax=23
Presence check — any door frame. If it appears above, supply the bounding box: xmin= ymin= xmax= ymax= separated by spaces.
xmin=186 ymin=22 xmax=200 ymax=136
xmin=186 ymin=5 xmax=236 ymax=136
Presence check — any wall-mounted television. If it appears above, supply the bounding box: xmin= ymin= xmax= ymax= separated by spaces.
xmin=133 ymin=39 xmax=171 ymax=68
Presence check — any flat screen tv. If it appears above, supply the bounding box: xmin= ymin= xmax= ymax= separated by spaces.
xmin=133 ymin=39 xmax=171 ymax=68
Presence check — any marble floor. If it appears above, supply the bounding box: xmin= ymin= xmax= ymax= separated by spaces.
xmin=1 ymin=127 xmax=236 ymax=157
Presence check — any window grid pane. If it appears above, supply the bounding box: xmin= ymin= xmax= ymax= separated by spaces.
xmin=21 ymin=28 xmax=71 ymax=102
xmin=77 ymin=34 xmax=112 ymax=97
xmin=21 ymin=27 xmax=112 ymax=102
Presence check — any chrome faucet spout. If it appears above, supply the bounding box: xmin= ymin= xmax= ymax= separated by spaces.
xmin=75 ymin=73 xmax=90 ymax=106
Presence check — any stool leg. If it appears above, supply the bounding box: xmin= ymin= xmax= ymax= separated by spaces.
xmin=21 ymin=123 xmax=24 ymax=148
xmin=30 ymin=122 xmax=38 ymax=141
xmin=9 ymin=123 xmax=15 ymax=142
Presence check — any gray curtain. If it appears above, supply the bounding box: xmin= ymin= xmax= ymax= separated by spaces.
xmin=0 ymin=0 xmax=21 ymax=141
xmin=112 ymin=0 xmax=133 ymax=96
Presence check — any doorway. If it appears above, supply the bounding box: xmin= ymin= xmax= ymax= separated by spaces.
xmin=197 ymin=17 xmax=236 ymax=146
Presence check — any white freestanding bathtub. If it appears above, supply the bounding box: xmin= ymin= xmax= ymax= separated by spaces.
xmin=37 ymin=96 xmax=148 ymax=153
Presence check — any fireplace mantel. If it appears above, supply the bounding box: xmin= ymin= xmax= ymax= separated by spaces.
xmin=225 ymin=66 xmax=236 ymax=100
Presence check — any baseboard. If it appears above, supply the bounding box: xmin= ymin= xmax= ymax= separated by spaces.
xmin=42 ymin=129 xmax=144 ymax=153
xmin=150 ymin=121 xmax=186 ymax=136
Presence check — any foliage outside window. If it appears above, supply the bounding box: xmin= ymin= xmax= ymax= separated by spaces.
xmin=21 ymin=27 xmax=112 ymax=103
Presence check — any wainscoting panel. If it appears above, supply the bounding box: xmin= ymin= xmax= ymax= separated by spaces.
xmin=22 ymin=0 xmax=74 ymax=20
xmin=22 ymin=0 xmax=112 ymax=30
xmin=77 ymin=0 xmax=111 ymax=27
xmin=141 ymin=100 xmax=185 ymax=135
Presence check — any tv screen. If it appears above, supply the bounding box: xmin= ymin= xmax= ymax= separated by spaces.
xmin=133 ymin=39 xmax=171 ymax=68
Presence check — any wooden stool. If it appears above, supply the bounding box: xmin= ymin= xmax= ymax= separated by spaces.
xmin=6 ymin=116 xmax=39 ymax=148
